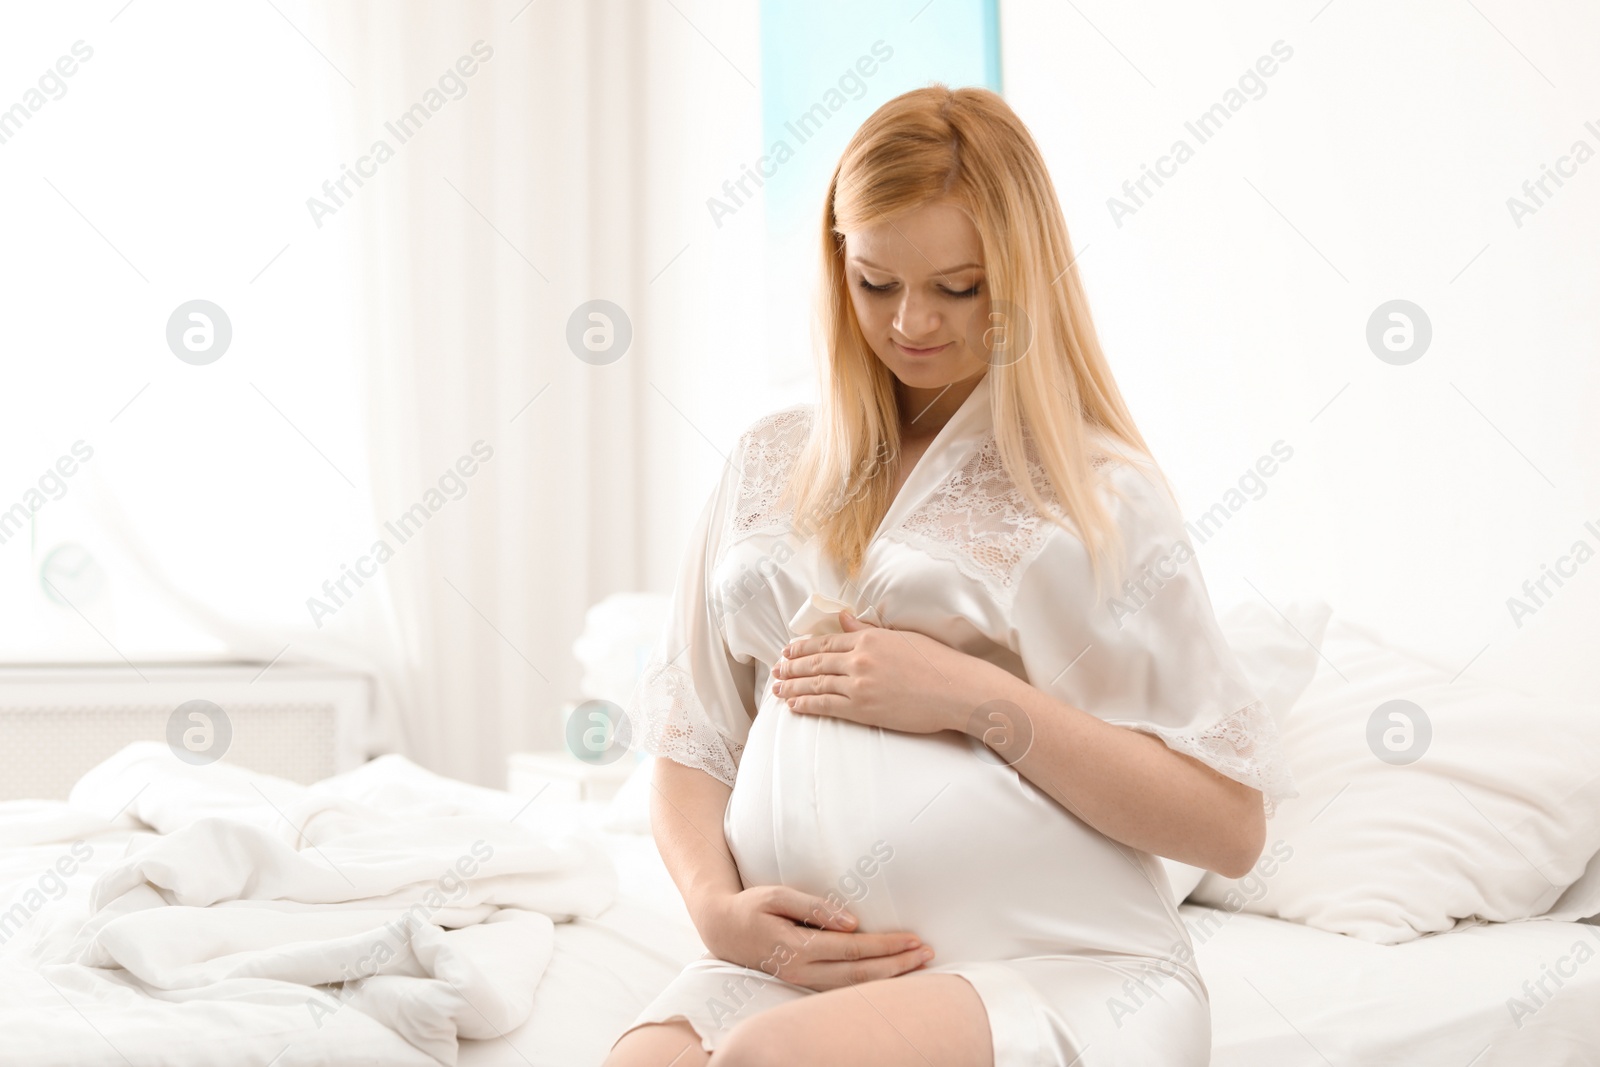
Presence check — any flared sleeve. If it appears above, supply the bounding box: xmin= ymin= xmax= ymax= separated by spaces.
xmin=1011 ymin=456 xmax=1298 ymax=816
xmin=623 ymin=451 xmax=758 ymax=789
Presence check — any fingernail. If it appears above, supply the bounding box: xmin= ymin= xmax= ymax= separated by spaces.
xmin=904 ymin=938 xmax=920 ymax=950
xmin=920 ymin=947 xmax=934 ymax=961
xmin=841 ymin=914 xmax=856 ymax=927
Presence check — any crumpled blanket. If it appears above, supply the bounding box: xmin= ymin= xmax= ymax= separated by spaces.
xmin=0 ymin=742 xmax=615 ymax=1066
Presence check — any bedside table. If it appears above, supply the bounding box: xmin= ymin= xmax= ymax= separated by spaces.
xmin=506 ymin=749 xmax=641 ymax=805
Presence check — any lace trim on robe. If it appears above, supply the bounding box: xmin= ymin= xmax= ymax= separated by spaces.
xmin=883 ymin=432 xmax=1112 ymax=610
xmin=728 ymin=406 xmax=813 ymax=541
xmin=1115 ymin=698 xmax=1299 ymax=819
xmin=632 ymin=409 xmax=805 ymax=785
xmin=629 ymin=647 xmax=743 ymax=788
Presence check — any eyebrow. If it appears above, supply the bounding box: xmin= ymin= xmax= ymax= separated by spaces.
xmin=849 ymin=256 xmax=984 ymax=275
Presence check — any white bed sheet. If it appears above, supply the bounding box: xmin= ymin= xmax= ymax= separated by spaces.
xmin=461 ymin=807 xmax=1600 ymax=1067
xmin=1189 ymin=904 xmax=1600 ymax=1066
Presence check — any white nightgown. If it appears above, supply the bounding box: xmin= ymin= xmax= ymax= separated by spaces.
xmin=612 ymin=372 xmax=1297 ymax=1066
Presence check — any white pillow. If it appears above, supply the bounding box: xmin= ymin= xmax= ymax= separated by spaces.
xmin=1216 ymin=598 xmax=1333 ymax=724
xmin=1191 ymin=616 xmax=1600 ymax=943
xmin=1158 ymin=858 xmax=1209 ymax=903
xmin=1156 ymin=598 xmax=1332 ymax=901
xmin=1543 ymin=849 xmax=1600 ymax=923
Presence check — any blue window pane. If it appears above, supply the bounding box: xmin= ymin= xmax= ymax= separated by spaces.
xmin=758 ymin=0 xmax=1002 ymax=234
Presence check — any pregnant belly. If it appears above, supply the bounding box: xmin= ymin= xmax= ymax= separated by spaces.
xmin=724 ymin=692 xmax=1184 ymax=963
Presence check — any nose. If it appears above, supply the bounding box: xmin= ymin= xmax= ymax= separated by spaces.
xmin=892 ymin=288 xmax=942 ymax=344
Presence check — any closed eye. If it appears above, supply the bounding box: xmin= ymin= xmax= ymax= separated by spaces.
xmin=856 ymin=279 xmax=983 ymax=298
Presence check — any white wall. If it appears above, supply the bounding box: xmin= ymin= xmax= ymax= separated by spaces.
xmin=1001 ymin=0 xmax=1599 ymax=704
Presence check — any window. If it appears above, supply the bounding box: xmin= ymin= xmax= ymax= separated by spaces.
xmin=0 ymin=2 xmax=368 ymax=662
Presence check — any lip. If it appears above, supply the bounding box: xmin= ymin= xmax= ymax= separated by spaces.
xmin=893 ymin=339 xmax=951 ymax=358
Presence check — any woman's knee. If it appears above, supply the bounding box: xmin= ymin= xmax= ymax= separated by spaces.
xmin=604 ymin=1018 xmax=710 ymax=1067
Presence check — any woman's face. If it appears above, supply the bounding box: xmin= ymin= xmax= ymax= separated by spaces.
xmin=843 ymin=199 xmax=994 ymax=392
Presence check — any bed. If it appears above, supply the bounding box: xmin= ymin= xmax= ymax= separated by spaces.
xmin=5 ymin=601 xmax=1600 ymax=1065
xmin=456 ymin=806 xmax=1600 ymax=1067
xmin=1 ymin=749 xmax=1597 ymax=1065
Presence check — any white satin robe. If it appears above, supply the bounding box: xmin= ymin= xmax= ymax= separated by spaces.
xmin=614 ymin=372 xmax=1297 ymax=1066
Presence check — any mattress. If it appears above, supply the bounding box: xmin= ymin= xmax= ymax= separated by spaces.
xmin=460 ymin=809 xmax=1600 ymax=1066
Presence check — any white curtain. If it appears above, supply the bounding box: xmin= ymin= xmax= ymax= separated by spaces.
xmin=316 ymin=0 xmax=776 ymax=785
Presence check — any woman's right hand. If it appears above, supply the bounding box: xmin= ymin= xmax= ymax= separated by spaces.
xmin=698 ymin=885 xmax=935 ymax=991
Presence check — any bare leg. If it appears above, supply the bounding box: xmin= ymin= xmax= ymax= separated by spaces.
xmin=604 ymin=1018 xmax=712 ymax=1067
xmin=707 ymin=972 xmax=993 ymax=1067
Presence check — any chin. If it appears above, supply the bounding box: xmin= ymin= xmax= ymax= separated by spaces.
xmin=882 ymin=352 xmax=980 ymax=389
xmin=883 ymin=358 xmax=979 ymax=391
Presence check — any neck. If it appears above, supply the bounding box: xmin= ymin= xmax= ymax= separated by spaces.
xmin=895 ymin=369 xmax=986 ymax=440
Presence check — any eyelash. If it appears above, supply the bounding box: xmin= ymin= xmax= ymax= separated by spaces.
xmin=857 ymin=279 xmax=983 ymax=298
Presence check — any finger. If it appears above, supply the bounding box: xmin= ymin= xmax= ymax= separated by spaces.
xmin=789 ymin=693 xmax=859 ymax=720
xmin=803 ymin=945 xmax=936 ymax=989
xmin=798 ymin=928 xmax=925 ymax=961
xmin=778 ymin=650 xmax=852 ymax=679
xmin=783 ymin=632 xmax=851 ymax=658
xmin=774 ymin=672 xmax=848 ymax=700
xmin=786 ymin=692 xmax=852 ymax=718
xmin=782 ymin=636 xmax=813 ymax=658
xmin=766 ymin=887 xmax=856 ymax=929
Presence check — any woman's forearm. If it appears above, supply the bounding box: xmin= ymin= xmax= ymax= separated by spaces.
xmin=649 ymin=756 xmax=745 ymax=933
xmin=965 ymin=664 xmax=1266 ymax=878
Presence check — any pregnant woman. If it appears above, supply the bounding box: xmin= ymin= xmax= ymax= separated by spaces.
xmin=604 ymin=85 xmax=1296 ymax=1067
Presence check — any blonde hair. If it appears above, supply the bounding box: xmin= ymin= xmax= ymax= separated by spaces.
xmin=781 ymin=84 xmax=1167 ymax=603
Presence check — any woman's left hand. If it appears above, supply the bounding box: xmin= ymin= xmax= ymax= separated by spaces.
xmin=771 ymin=611 xmax=999 ymax=735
